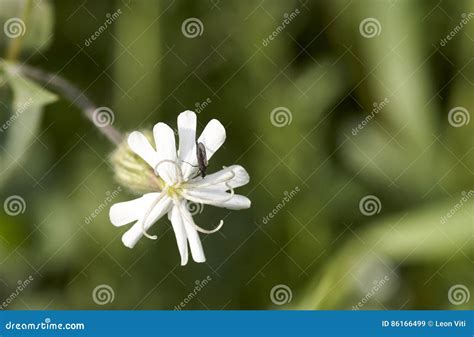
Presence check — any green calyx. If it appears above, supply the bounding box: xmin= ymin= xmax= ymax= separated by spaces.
xmin=110 ymin=131 xmax=164 ymax=195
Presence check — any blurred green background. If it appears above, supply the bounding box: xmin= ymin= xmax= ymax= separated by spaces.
xmin=0 ymin=0 xmax=472 ymax=310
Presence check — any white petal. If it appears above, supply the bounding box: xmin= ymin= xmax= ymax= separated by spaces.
xmin=219 ymin=195 xmax=251 ymax=210
xmin=109 ymin=193 xmax=160 ymax=227
xmin=121 ymin=195 xmax=173 ymax=248
xmin=177 ymin=201 xmax=205 ymax=263
xmin=153 ymin=123 xmax=179 ymax=185
xmin=184 ymin=188 xmax=251 ymax=210
xmin=168 ymin=205 xmax=189 ymax=266
xmin=177 ymin=111 xmax=197 ymax=179
xmin=187 ymin=165 xmax=249 ymax=190
xmin=128 ymin=131 xmax=158 ymax=168
xmin=197 ymin=119 xmax=226 ymax=161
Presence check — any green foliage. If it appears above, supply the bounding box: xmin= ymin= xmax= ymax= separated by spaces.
xmin=0 ymin=0 xmax=472 ymax=310
xmin=0 ymin=0 xmax=54 ymax=55
xmin=0 ymin=62 xmax=57 ymax=186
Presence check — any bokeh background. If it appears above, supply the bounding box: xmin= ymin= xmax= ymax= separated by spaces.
xmin=0 ymin=0 xmax=473 ymax=310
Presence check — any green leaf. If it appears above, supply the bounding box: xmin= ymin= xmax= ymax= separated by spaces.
xmin=0 ymin=63 xmax=57 ymax=184
xmin=294 ymin=196 xmax=473 ymax=309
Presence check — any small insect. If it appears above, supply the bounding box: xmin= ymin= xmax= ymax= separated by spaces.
xmin=196 ymin=142 xmax=208 ymax=178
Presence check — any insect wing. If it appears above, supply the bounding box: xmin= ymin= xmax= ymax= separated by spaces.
xmin=197 ymin=142 xmax=208 ymax=166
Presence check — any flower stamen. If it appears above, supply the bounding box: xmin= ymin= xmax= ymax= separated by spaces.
xmin=182 ymin=186 xmax=235 ymax=204
xmin=178 ymin=201 xmax=224 ymax=234
xmin=141 ymin=190 xmax=167 ymax=240
xmin=187 ymin=169 xmax=236 ymax=189
xmin=154 ymin=159 xmax=183 ymax=184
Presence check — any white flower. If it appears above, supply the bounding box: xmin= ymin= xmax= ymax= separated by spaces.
xmin=109 ymin=111 xmax=251 ymax=265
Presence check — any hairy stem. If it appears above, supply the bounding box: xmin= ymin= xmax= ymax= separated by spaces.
xmin=16 ymin=64 xmax=124 ymax=145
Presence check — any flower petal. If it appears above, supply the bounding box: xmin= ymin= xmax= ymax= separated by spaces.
xmin=177 ymin=200 xmax=205 ymax=263
xmin=153 ymin=122 xmax=179 ymax=185
xmin=168 ymin=204 xmax=189 ymax=266
xmin=177 ymin=111 xmax=197 ymax=179
xmin=121 ymin=195 xmax=173 ymax=248
xmin=197 ymin=119 xmax=226 ymax=161
xmin=128 ymin=131 xmax=158 ymax=168
xmin=109 ymin=193 xmax=160 ymax=227
xmin=187 ymin=165 xmax=249 ymax=190
xmin=184 ymin=188 xmax=251 ymax=210
xmin=181 ymin=119 xmax=227 ymax=180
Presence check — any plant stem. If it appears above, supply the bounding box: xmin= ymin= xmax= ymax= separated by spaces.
xmin=6 ymin=0 xmax=34 ymax=61
xmin=17 ymin=64 xmax=124 ymax=145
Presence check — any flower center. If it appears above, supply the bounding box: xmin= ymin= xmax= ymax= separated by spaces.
xmin=165 ymin=184 xmax=183 ymax=199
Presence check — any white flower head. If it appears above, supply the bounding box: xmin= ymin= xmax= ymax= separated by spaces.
xmin=109 ymin=111 xmax=251 ymax=265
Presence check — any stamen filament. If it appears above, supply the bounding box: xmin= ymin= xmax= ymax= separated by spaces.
xmin=154 ymin=159 xmax=183 ymax=184
xmin=178 ymin=201 xmax=224 ymax=234
xmin=141 ymin=190 xmax=167 ymax=240
xmin=187 ymin=169 xmax=236 ymax=189
xmin=182 ymin=186 xmax=235 ymax=204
